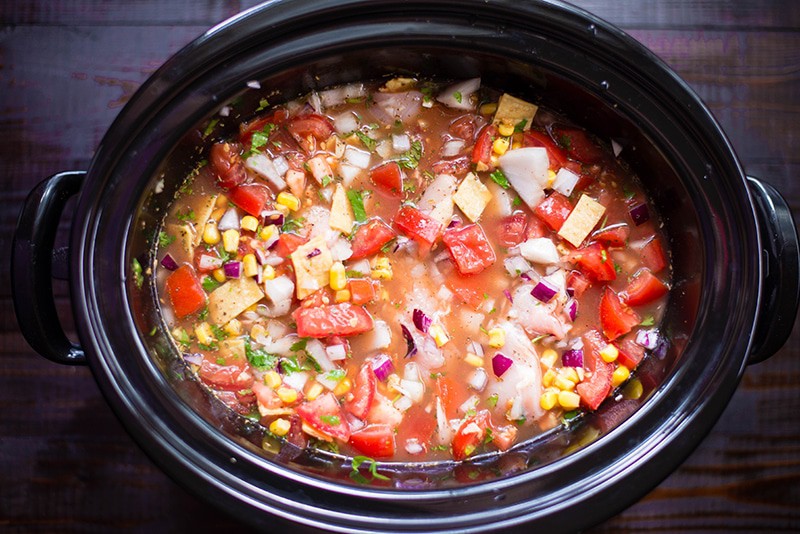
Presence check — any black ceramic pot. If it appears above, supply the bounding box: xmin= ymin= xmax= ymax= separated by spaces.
xmin=12 ymin=0 xmax=800 ymax=532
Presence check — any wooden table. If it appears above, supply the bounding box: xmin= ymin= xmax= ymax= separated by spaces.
xmin=2 ymin=1 xmax=798 ymax=531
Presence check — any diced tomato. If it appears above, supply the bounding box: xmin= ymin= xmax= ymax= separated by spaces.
xmin=576 ymin=330 xmax=615 ymax=410
xmin=442 ymin=223 xmax=497 ymax=275
xmin=432 ymin=156 xmax=471 ymax=176
xmin=209 ymin=142 xmax=247 ymax=189
xmin=446 ymin=274 xmax=487 ymax=309
xmin=452 ymin=410 xmax=491 ymax=461
xmin=346 ymin=363 xmax=376 ymax=419
xmin=498 ymin=212 xmax=529 ymax=247
xmin=551 ymin=126 xmax=605 ymax=164
xmin=296 ymin=392 xmax=350 ymax=442
xmin=228 ymin=183 xmax=272 ymax=217
xmin=369 ymin=161 xmax=404 ymax=199
xmin=569 ymin=242 xmax=617 ymax=282
xmin=293 ymin=303 xmax=374 ymax=338
xmin=165 ymin=264 xmax=207 ymax=318
xmin=239 ymin=108 xmax=289 ymax=145
xmin=403 ymin=404 xmax=436 ymax=444
xmin=592 ymin=223 xmax=630 ymax=247
xmin=393 ymin=205 xmax=442 ymax=253
xmin=471 ymin=124 xmax=497 ymax=165
xmin=436 ymin=375 xmax=467 ymax=420
xmin=616 ymin=337 xmax=646 ymax=369
xmin=286 ymin=113 xmax=335 ymax=142
xmin=599 ymin=287 xmax=641 ymax=341
xmin=350 ymin=218 xmax=395 ymax=259
xmin=566 ymin=270 xmax=591 ymax=299
xmin=449 ymin=114 xmax=481 ymax=141
xmin=348 ymin=278 xmax=375 ymax=305
xmin=299 ymin=288 xmax=333 ymax=309
xmin=522 ymin=129 xmax=568 ymax=169
xmin=491 ymin=424 xmax=518 ymax=452
xmin=623 ymin=268 xmax=668 ymax=306
xmin=534 ymin=192 xmax=573 ymax=231
xmin=273 ymin=232 xmax=308 ymax=258
xmin=349 ymin=424 xmax=396 ymax=458
xmin=525 ymin=216 xmax=547 ymax=239
xmin=641 ymin=237 xmax=668 ymax=273
xmin=198 ymin=357 xmax=252 ymax=391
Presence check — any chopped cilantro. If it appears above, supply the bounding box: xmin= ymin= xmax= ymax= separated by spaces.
xmin=559 ymin=134 xmax=572 ymax=150
xmin=453 ymin=91 xmax=463 ymax=104
xmin=280 ymin=356 xmax=306 ymax=375
xmin=244 ymin=337 xmax=278 ymax=370
xmin=614 ymin=263 xmax=622 ymax=274
xmin=350 ymin=456 xmax=389 ymax=484
xmin=216 ymin=356 xmax=226 ymax=365
xmin=347 ymin=189 xmax=368 ymax=222
xmin=255 ymin=97 xmax=270 ymax=112
xmin=198 ymin=342 xmax=218 ymax=351
xmin=198 ymin=307 xmax=209 ymax=321
xmin=402 ymin=181 xmax=416 ymax=193
xmin=531 ymin=334 xmax=548 ymax=344
xmin=210 ymin=324 xmax=228 ymax=340
xmin=320 ymin=415 xmax=340 ymax=426
xmin=512 ymin=196 xmax=522 ymax=207
xmin=514 ymin=119 xmax=528 ymax=132
xmin=148 ymin=326 xmax=157 ymax=336
xmin=345 ymin=270 xmax=366 ymax=278
xmin=430 ymin=444 xmax=449 ymax=451
xmin=131 ymin=258 xmax=144 ymax=289
xmin=489 ymin=169 xmax=510 ymax=189
xmin=203 ymin=118 xmax=219 ymax=138
xmin=282 ymin=215 xmax=305 ymax=233
xmin=217 ymin=246 xmax=232 ymax=263
xmin=250 ymin=123 xmax=276 ymax=151
xmin=320 ymin=174 xmax=333 ymax=187
xmin=562 ymin=410 xmax=580 ymax=423
xmin=420 ymin=86 xmax=433 ymax=104
xmin=423 ymin=170 xmax=435 ymax=180
xmin=325 ymin=369 xmax=346 ymax=381
xmin=158 ymin=231 xmax=176 ymax=247
xmin=397 ymin=140 xmax=423 ymax=169
xmin=380 ymin=239 xmax=396 ymax=254
xmin=289 ymin=337 xmax=309 ymax=353
xmin=176 ymin=209 xmax=195 ymax=222
xmin=600 ymin=249 xmax=608 ymax=263
xmin=355 ymin=130 xmax=377 ymax=152
xmin=483 ymin=427 xmax=494 ymax=445
xmin=201 ymin=276 xmax=221 ymax=293
xmin=487 ymin=393 xmax=499 ymax=408
xmin=640 ymin=315 xmax=655 ymax=326
xmin=173 ymin=328 xmax=192 ymax=347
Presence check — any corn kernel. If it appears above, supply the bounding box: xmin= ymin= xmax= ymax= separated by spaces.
xmin=215 ymin=195 xmax=228 ymax=208
xmin=511 ymin=140 xmax=523 ymax=150
xmin=487 ymin=327 xmax=506 ymax=348
xmin=559 ymin=366 xmax=580 ymax=383
xmin=558 ymin=390 xmax=582 ymax=410
xmin=261 ymin=264 xmax=276 ymax=280
xmin=210 ymin=207 xmax=226 ymax=222
xmin=194 ymin=322 xmax=215 ymax=347
xmin=497 ymin=121 xmax=515 ymax=137
xmin=370 ymin=256 xmax=393 ymax=280
xmin=250 ymin=323 xmax=266 ymax=339
xmin=429 ymin=324 xmax=450 ymax=347
xmin=554 ymin=374 xmax=576 ymax=392
xmin=464 ymin=352 xmax=484 ymax=367
xmin=623 ymin=378 xmax=643 ymax=400
xmin=305 ymin=381 xmax=324 ymax=402
xmin=263 ymin=370 xmax=281 ymax=389
xmin=540 ymin=387 xmax=560 ymax=410
xmin=241 ymin=215 xmax=259 ymax=232
xmin=329 ymin=262 xmax=347 ymax=291
xmin=612 ymin=365 xmax=631 ymax=387
xmin=576 ymin=367 xmax=586 ymax=382
xmin=542 ymin=368 xmax=557 ymax=388
xmin=333 ymin=377 xmax=352 ymax=396
xmin=277 ymin=387 xmax=298 ymax=404
xmin=276 ymin=191 xmax=300 ymax=211
xmin=212 ymin=268 xmax=226 ymax=283
xmin=540 ymin=349 xmax=558 ymax=368
xmin=259 ymin=224 xmax=278 ymax=242
xmin=203 ymin=220 xmax=221 ymax=245
xmin=269 ymin=418 xmax=291 ymax=436
xmin=223 ymin=319 xmax=241 ymax=337
xmin=242 ymin=253 xmax=258 ymax=277
xmin=547 ymin=169 xmax=557 ymax=188
xmin=222 ymin=229 xmax=240 ymax=253
xmin=479 ymin=102 xmax=498 ymax=115
xmin=600 ymin=344 xmax=619 ymax=363
xmin=334 ymin=289 xmax=351 ymax=303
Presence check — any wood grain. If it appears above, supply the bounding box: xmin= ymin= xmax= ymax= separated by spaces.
xmin=1 ymin=1 xmax=798 ymax=532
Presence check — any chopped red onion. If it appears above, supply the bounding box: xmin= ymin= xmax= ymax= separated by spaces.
xmin=262 ymin=210 xmax=285 ymax=227
xmin=183 ymin=353 xmax=203 ymax=366
xmin=629 ymin=203 xmax=650 ymax=226
xmin=253 ymin=247 xmax=269 ymax=265
xmin=160 ymin=253 xmax=178 ymax=271
xmin=198 ymin=254 xmax=223 ymax=271
xmin=635 ymin=328 xmax=660 ymax=350
xmin=371 ymin=353 xmax=395 ymax=381
xmin=401 ymin=324 xmax=418 ymax=358
xmin=306 ymin=248 xmax=321 ymax=258
xmin=492 ymin=353 xmax=513 ymax=377
xmin=566 ymin=299 xmax=578 ymax=321
xmin=503 ymin=289 xmax=514 ymax=304
xmin=223 ymin=261 xmax=242 ymax=279
xmin=561 ymin=348 xmax=584 ymax=367
xmin=447 ymin=216 xmax=462 ymax=228
xmin=412 ymin=309 xmax=432 ymax=333
xmin=531 ymin=279 xmax=558 ymax=303
xmin=520 ymin=270 xmax=535 ymax=281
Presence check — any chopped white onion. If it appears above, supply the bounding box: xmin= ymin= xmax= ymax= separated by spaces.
xmin=404 ymin=438 xmax=424 ymax=455
xmin=467 ymin=339 xmax=485 ymax=358
xmin=552 ymin=167 xmax=580 ymax=197
xmin=305 ymin=339 xmax=336 ymax=372
xmin=333 ymin=111 xmax=359 ymax=134
xmin=344 ymin=145 xmax=372 ymax=169
xmin=404 ymin=362 xmax=421 ymax=382
xmin=436 ymin=78 xmax=481 ymax=110
xmin=520 ymin=237 xmax=560 ymax=265
xmin=458 ymin=394 xmax=481 ymax=415
xmin=347 ymin=258 xmax=371 ymax=276
xmin=371 ymin=91 xmax=423 ymax=124
xmin=272 ymin=155 xmax=290 ymax=177
xmin=319 ymin=83 xmax=366 ymax=108
xmin=245 ymin=153 xmax=286 ymax=190
xmin=246 ymin=80 xmax=261 ymax=89
xmin=441 ymin=139 xmax=465 ymax=157
xmin=467 ymin=368 xmax=488 ymax=391
xmin=219 ymin=105 xmax=231 ymax=117
xmin=360 ymin=319 xmax=392 ymax=351
xmin=262 ymin=275 xmax=295 ymax=317
xmin=612 ymin=139 xmax=623 ymax=157
xmin=375 ymin=139 xmax=393 ymax=159
xmin=434 ymin=397 xmax=452 ymax=445
xmin=217 ymin=207 xmax=240 ymax=231
xmin=338 ymin=163 xmax=361 ymax=186
xmin=282 ymin=371 xmax=309 ymax=391
xmin=498 ymin=147 xmax=549 ymax=208
xmin=504 ymin=255 xmax=532 ymax=277
xmin=198 ymin=254 xmax=223 ymax=271
xmin=308 ymin=91 xmax=322 ymax=113
xmin=392 ymin=133 xmax=411 ymax=152
xmin=400 ymin=379 xmax=425 ymax=403
xmin=325 ymin=343 xmax=347 ymax=361
xmin=328 ymin=237 xmax=353 ymax=262
xmin=395 ymin=396 xmax=414 ymax=413
xmin=436 ymin=285 xmax=453 ymax=302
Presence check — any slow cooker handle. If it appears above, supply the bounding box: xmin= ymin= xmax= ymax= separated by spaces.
xmin=746 ymin=176 xmax=800 ymax=364
xmin=12 ymin=171 xmax=87 ymax=365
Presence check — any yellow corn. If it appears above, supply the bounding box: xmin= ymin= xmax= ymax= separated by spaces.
xmin=497 ymin=121 xmax=515 ymax=137
xmin=262 ymin=264 xmax=276 ymax=280
xmin=479 ymin=102 xmax=498 ymax=115
xmin=276 ymin=191 xmax=300 ymax=211
xmin=305 ymin=381 xmax=324 ymax=402
xmin=554 ymin=373 xmax=576 ymax=392
xmin=241 ymin=215 xmax=259 ymax=232
xmin=559 ymin=366 xmax=580 ymax=383
xmin=612 ymin=365 xmax=631 ymax=387
xmin=487 ymin=327 xmax=505 ymax=348
xmin=242 ymin=253 xmax=258 ymax=277
xmin=259 ymin=224 xmax=278 ymax=242
xmin=334 ymin=377 xmax=352 ymax=397
xmin=623 ymin=378 xmax=643 ymax=400
xmin=542 ymin=368 xmax=557 ymax=388
xmin=209 ymin=207 xmax=226 ymax=222
xmin=540 ymin=349 xmax=558 ymax=369
xmin=370 ymin=256 xmax=393 ymax=280
xmin=429 ymin=324 xmax=450 ymax=347
xmin=547 ymin=169 xmax=557 ymax=188
xmin=277 ymin=387 xmax=298 ymax=404
xmin=329 ymin=262 xmax=347 ymax=291
xmin=464 ymin=353 xmax=484 ymax=367
xmin=263 ymin=370 xmax=281 ymax=389
xmin=194 ymin=322 xmax=215 ymax=347
xmin=600 ymin=344 xmax=619 ymax=363
xmin=223 ymin=319 xmax=241 ymax=337
xmin=212 ymin=268 xmax=226 ymax=283
xmin=334 ymin=289 xmax=351 ymax=303
xmin=215 ymin=195 xmax=228 ymax=208
xmin=250 ymin=323 xmax=266 ymax=340
xmin=269 ymin=418 xmax=291 ymax=436
xmin=203 ymin=220 xmax=221 ymax=245
xmin=558 ymin=390 xmax=581 ymax=410
xmin=540 ymin=387 xmax=560 ymax=411
xmin=222 ymin=229 xmax=240 ymax=253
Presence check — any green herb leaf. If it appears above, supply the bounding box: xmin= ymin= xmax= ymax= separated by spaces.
xmin=201 ymin=276 xmax=221 ymax=293
xmin=176 ymin=209 xmax=196 ymax=222
xmin=350 ymin=455 xmax=389 ymax=483
xmin=640 ymin=315 xmax=655 ymax=326
xmin=320 ymin=174 xmax=333 ymax=187
xmin=320 ymin=415 xmax=340 ymax=426
xmin=255 ymin=98 xmax=270 ymax=112
xmin=355 ymin=131 xmax=377 ymax=152
xmin=512 ymin=196 xmax=522 ymax=207
xmin=397 ymin=140 xmax=423 ymax=169
xmin=487 ymin=393 xmax=499 ymax=408
xmin=198 ymin=307 xmax=209 ymax=321
xmin=453 ymin=91 xmax=462 ymax=104
xmin=290 ymin=337 xmax=309 ymax=353
xmin=345 ymin=270 xmax=366 ymax=278
xmin=131 ymin=258 xmax=144 ymax=289
xmin=489 ymin=169 xmax=510 ymax=189
xmin=325 ymin=369 xmax=346 ymax=381
xmin=244 ymin=337 xmax=278 ymax=370
xmin=158 ymin=231 xmax=176 ymax=248
xmin=282 ymin=216 xmax=305 ymax=233
xmin=210 ymin=324 xmax=228 ymax=341
xmin=347 ymin=189 xmax=368 ymax=222
xmin=203 ymin=118 xmax=219 ymax=139
xmin=514 ymin=119 xmax=528 ymax=133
